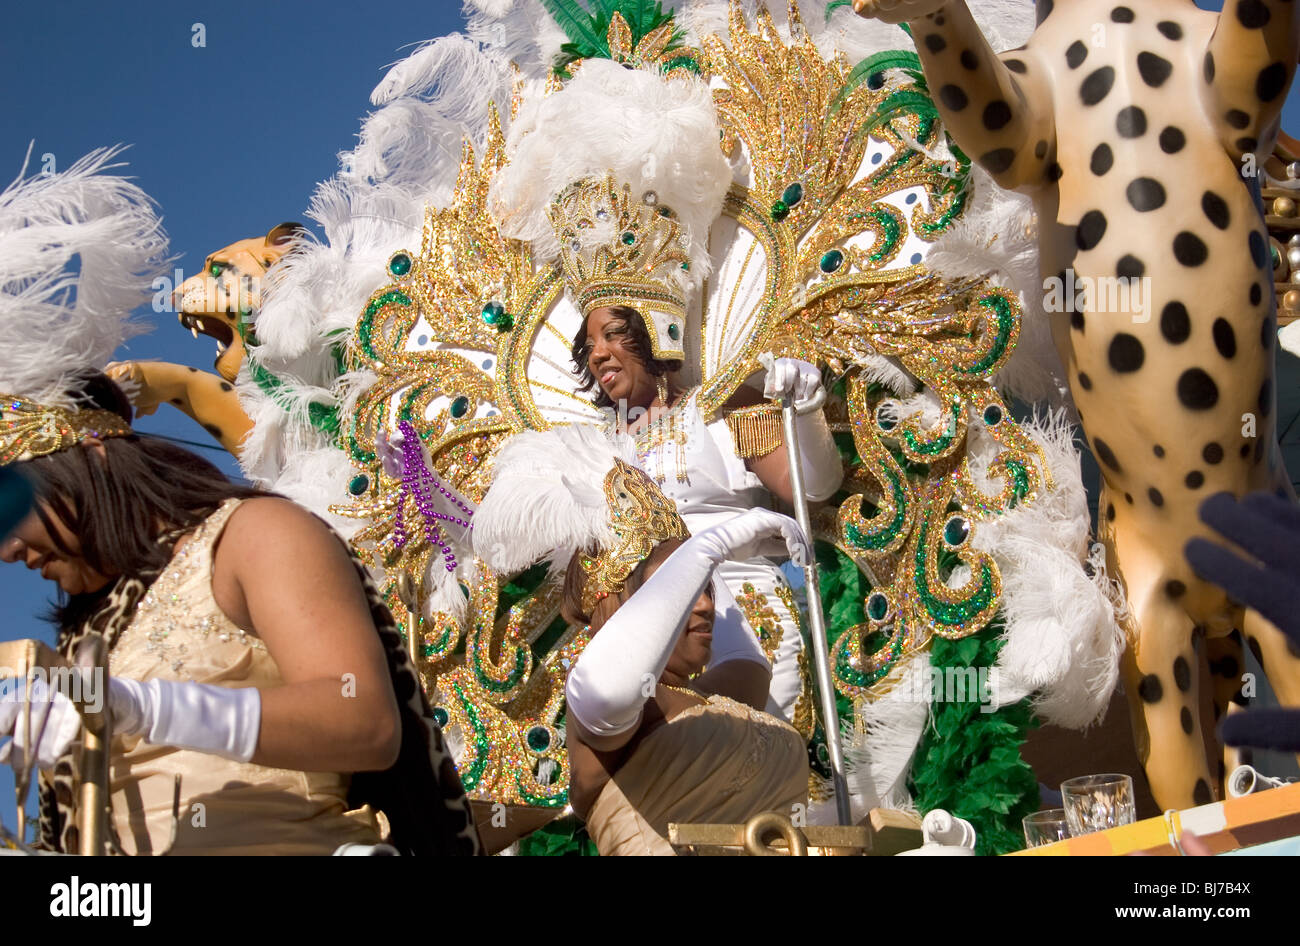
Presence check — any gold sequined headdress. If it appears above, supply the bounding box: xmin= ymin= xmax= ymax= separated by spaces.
xmin=471 ymin=424 xmax=688 ymax=613
xmin=0 ymin=397 xmax=133 ymax=466
xmin=0 ymin=146 xmax=166 ymax=467
xmin=548 ymin=173 xmax=693 ymax=361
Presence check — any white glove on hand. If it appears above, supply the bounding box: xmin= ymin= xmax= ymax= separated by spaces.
xmin=0 ymin=677 xmax=84 ymax=771
xmin=566 ymin=509 xmax=808 ymax=737
xmin=110 ymin=677 xmax=261 ymax=763
xmin=761 ymin=355 xmax=827 ymax=415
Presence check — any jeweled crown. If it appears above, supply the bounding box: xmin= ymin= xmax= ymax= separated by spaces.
xmin=0 ymin=395 xmax=133 ymax=466
xmin=579 ymin=457 xmax=690 ymax=610
xmin=547 ymin=173 xmax=693 ymax=361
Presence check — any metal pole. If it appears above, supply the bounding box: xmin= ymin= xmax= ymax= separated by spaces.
xmin=779 ymin=396 xmax=852 ymax=826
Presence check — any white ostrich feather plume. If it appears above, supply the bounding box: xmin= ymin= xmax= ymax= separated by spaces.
xmin=0 ymin=146 xmax=169 ymax=408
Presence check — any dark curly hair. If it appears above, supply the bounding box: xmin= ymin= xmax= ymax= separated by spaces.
xmin=570 ymin=306 xmax=682 ymax=409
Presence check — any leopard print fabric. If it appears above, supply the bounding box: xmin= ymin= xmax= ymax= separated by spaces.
xmin=36 ymin=519 xmax=481 ymax=856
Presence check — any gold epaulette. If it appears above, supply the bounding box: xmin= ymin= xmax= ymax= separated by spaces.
xmin=725 ymin=403 xmax=783 ymax=459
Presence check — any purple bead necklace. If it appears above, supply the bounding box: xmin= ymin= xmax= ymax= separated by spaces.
xmin=391 ymin=420 xmax=473 ymax=572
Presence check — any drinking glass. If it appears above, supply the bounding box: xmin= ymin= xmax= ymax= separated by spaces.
xmin=1022 ymin=808 xmax=1070 ymax=848
xmin=1061 ymin=773 xmax=1136 ymax=836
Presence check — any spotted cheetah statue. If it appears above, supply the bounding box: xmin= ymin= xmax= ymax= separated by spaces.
xmin=854 ymin=0 xmax=1300 ymax=810
xmin=107 ymin=223 xmax=303 ymax=455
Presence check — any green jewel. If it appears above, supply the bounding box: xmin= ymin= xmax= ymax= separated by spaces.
xmin=770 ymin=199 xmax=790 ymax=221
xmin=782 ymin=182 xmax=804 ymax=206
xmin=450 ymin=396 xmax=470 ymax=419
xmin=667 ymin=323 xmax=680 ymax=341
xmin=432 ymin=706 xmax=449 ymax=727
xmin=681 ymin=261 xmax=690 ymax=271
xmin=620 ymin=231 xmax=636 ymax=245
xmin=820 ymin=249 xmax=844 ymax=273
xmin=875 ymin=404 xmax=896 ymax=431
xmin=867 ymin=591 xmax=889 ymax=622
xmin=526 ymin=726 xmax=551 ymax=752
xmin=388 ymin=252 xmax=412 ymax=277
xmin=481 ymin=300 xmax=505 ymax=324
xmin=657 ymin=205 xmax=673 ymax=217
xmin=347 ymin=474 xmax=369 ymax=496
xmin=1271 ymin=245 xmax=1281 ymax=269
xmin=943 ymin=516 xmax=970 ymax=547
xmin=209 ymin=262 xmax=224 ymax=278
xmin=983 ymin=404 xmax=1003 ymax=426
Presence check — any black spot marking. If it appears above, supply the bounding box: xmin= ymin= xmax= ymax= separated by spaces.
xmin=1153 ymin=444 xmax=1165 ymax=458
xmin=1201 ymin=191 xmax=1230 ymax=230
xmin=1094 ymin=437 xmax=1122 ymax=471
xmin=960 ymin=48 xmax=978 ymax=70
xmin=1166 ymin=579 xmax=1186 ymax=598
xmin=1181 ymin=707 xmax=1194 ymax=734
xmin=1078 ymin=371 xmax=1093 ymax=391
xmin=1137 ymin=52 xmax=1172 ymax=87
xmin=1173 ymin=656 xmax=1191 ymax=691
xmin=1090 ymin=143 xmax=1114 ymax=175
xmin=983 ymin=100 xmax=1012 ymax=131
xmin=1077 ymin=210 xmax=1108 ymax=250
xmin=1157 ymin=21 xmax=1183 ymax=41
xmin=219 ymin=381 xmax=233 ymax=392
xmin=1173 ymin=231 xmax=1208 ymax=267
xmin=1125 ymin=492 xmax=1134 ymax=504
xmin=1117 ymin=255 xmax=1145 ymax=278
xmin=1177 ymin=369 xmax=1219 ymax=410
xmin=1139 ymin=674 xmax=1163 ymax=702
xmin=924 ymin=33 xmax=946 ymax=54
xmin=1258 ymin=377 xmax=1272 ymax=417
xmin=1081 ymin=66 xmax=1116 ymax=105
xmin=203 ymin=423 xmax=224 ymax=440
xmin=1186 ymin=470 xmax=1204 ymax=489
xmin=1204 ymin=52 xmax=1215 ymax=83
xmin=981 ymin=148 xmax=1015 ymax=174
xmin=1248 ymin=231 xmax=1268 ymax=269
xmin=170 ymin=398 xmax=183 ymax=405
xmin=1212 ymin=318 xmax=1237 ymax=359
xmin=1066 ymin=41 xmax=1088 ymax=69
xmin=187 ymin=366 xmax=198 ymax=373
xmin=1116 ymin=106 xmax=1148 ymax=138
xmin=939 ymin=85 xmax=968 ymax=110
xmin=1071 ymin=310 xmax=1086 ymax=331
xmin=1241 ymin=443 xmax=1252 ymax=459
xmin=1004 ymin=58 xmax=1028 ymax=74
xmin=1034 ymin=139 xmax=1047 ymax=158
xmin=1194 ymin=779 xmax=1212 ymax=805
xmin=1257 ymin=62 xmax=1288 ymax=102
xmin=1108 ymin=333 xmax=1145 ymax=372
xmin=1149 ymin=486 xmax=1165 ymax=507
xmin=1226 ymin=108 xmax=1251 ymax=129
xmin=1045 ymin=162 xmax=1064 ymax=182
xmin=1159 ymin=126 xmax=1185 ymax=153
xmin=1237 ymin=136 xmax=1258 ymax=153
xmin=1203 ymin=442 xmax=1223 ymax=464
xmin=1161 ymin=302 xmax=1191 ymax=343
xmin=1250 ymin=283 xmax=1262 ymax=306
xmin=1106 ymin=503 xmax=1116 ymax=520
xmin=1237 ymin=0 xmax=1270 ymax=30
xmin=1111 ymin=6 xmax=1134 ymax=23
xmin=1126 ymin=177 xmax=1166 ymax=211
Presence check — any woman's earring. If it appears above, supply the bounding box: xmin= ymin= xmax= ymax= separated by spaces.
xmin=656 ymin=375 xmax=669 ymax=404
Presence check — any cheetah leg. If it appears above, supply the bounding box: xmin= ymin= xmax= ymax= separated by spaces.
xmin=106 ymin=360 xmax=252 ymax=456
xmin=1204 ymin=0 xmax=1300 ymax=161
xmin=1124 ymin=593 xmax=1217 ymax=811
xmin=1204 ymin=632 xmax=1248 ymax=790
xmin=851 ymin=0 xmax=1056 ymax=188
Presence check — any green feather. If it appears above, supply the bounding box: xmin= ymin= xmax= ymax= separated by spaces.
xmin=540 ymin=0 xmax=608 ymax=55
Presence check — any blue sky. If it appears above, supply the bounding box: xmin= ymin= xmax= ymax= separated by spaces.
xmin=1 ymin=0 xmax=1296 ymax=837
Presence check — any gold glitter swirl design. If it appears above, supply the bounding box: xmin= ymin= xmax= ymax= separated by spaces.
xmin=734 ymin=582 xmax=785 ymax=662
xmin=1 ymin=397 xmax=133 ymax=466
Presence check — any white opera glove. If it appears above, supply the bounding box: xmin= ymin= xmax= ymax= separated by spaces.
xmin=566 ymin=509 xmax=808 ymax=737
xmin=0 ymin=677 xmax=84 ymax=771
xmin=109 ymin=678 xmax=261 ymax=763
xmin=759 ymin=354 xmax=843 ymax=502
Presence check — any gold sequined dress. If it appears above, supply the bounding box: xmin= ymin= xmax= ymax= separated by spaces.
xmin=586 ymin=694 xmax=809 ymax=856
xmin=106 ymin=498 xmax=383 ymax=855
